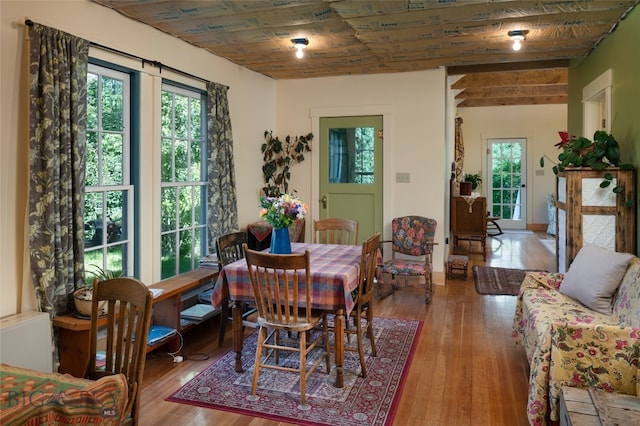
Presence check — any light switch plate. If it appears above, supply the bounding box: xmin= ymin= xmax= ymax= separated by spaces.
xmin=396 ymin=172 xmax=410 ymax=183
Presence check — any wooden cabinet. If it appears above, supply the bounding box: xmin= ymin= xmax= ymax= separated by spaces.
xmin=556 ymin=167 xmax=636 ymax=272
xmin=451 ymin=196 xmax=487 ymax=259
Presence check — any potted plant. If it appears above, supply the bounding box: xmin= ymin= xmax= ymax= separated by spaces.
xmin=541 ymin=130 xmax=635 ymax=207
xmin=261 ymin=131 xmax=312 ymax=197
xmin=463 ymin=173 xmax=482 ymax=191
xmin=74 ymin=265 xmax=121 ymax=316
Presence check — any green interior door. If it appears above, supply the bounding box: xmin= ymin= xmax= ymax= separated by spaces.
xmin=319 ymin=116 xmax=383 ymax=244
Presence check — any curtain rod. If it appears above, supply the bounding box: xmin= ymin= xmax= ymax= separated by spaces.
xmin=24 ymin=19 xmax=211 ymax=86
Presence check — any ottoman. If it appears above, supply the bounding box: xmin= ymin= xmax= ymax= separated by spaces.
xmin=447 ymin=254 xmax=469 ymax=279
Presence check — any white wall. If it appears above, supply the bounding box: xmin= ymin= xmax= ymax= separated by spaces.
xmin=0 ymin=0 xmax=275 ymax=316
xmin=275 ymin=70 xmax=448 ymax=271
xmin=0 ymin=0 xmax=565 ymax=318
xmin=457 ymin=105 xmax=567 ymax=225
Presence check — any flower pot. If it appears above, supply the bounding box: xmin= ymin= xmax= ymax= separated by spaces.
xmin=270 ymin=227 xmax=292 ymax=254
xmin=73 ymin=288 xmax=107 ymax=317
xmin=460 ymin=181 xmax=472 ymax=196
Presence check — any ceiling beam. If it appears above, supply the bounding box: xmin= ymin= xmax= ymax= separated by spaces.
xmin=456 ymin=85 xmax=567 ymax=99
xmin=447 ymin=60 xmax=569 ymax=75
xmin=457 ymin=96 xmax=568 ymax=108
xmin=451 ymin=69 xmax=568 ymax=89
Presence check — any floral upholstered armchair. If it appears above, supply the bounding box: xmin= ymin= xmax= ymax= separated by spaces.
xmin=380 ymin=216 xmax=437 ymax=303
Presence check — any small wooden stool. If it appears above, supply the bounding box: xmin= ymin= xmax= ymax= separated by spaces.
xmin=447 ymin=254 xmax=469 ymax=279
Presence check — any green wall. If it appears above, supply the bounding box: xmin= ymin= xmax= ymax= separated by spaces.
xmin=568 ymin=5 xmax=640 ymax=159
xmin=568 ymin=5 xmax=640 ymax=254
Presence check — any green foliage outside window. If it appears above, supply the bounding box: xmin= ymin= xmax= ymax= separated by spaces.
xmin=84 ymin=67 xmax=131 ymax=284
xmin=160 ymin=86 xmax=207 ymax=279
xmin=490 ymin=143 xmax=522 ymax=219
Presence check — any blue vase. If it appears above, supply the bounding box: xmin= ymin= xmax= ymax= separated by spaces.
xmin=270 ymin=227 xmax=292 ymax=254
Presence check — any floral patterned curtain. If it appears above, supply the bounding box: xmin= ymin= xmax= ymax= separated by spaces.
xmin=28 ymin=23 xmax=89 ymax=319
xmin=454 ymin=116 xmax=464 ymax=182
xmin=206 ymin=82 xmax=238 ymax=252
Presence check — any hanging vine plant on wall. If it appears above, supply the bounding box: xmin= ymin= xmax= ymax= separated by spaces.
xmin=261 ymin=130 xmax=313 ymax=197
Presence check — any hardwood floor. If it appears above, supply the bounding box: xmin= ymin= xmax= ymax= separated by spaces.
xmin=139 ymin=230 xmax=556 ymax=425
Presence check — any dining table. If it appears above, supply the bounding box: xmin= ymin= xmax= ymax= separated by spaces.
xmin=210 ymin=242 xmax=363 ymax=388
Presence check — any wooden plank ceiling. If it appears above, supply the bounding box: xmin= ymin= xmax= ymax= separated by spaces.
xmin=450 ymin=63 xmax=569 ymax=107
xmin=91 ymin=0 xmax=638 ymax=107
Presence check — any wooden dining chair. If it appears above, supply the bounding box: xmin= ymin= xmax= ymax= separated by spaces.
xmin=86 ymin=277 xmax=153 ymax=425
xmin=344 ymin=232 xmax=381 ymax=378
xmin=313 ymin=218 xmax=359 ymax=245
xmin=216 ymin=231 xmax=257 ymax=347
xmin=243 ymin=244 xmax=331 ymax=405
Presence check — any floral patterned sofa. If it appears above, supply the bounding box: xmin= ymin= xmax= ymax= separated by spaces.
xmin=513 ymin=252 xmax=640 ymax=426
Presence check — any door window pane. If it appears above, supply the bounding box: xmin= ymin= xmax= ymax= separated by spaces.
xmin=328 ymin=126 xmax=375 ymax=184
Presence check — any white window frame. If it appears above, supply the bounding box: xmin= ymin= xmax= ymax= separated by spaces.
xmin=84 ymin=63 xmax=134 ymax=280
xmin=160 ymin=83 xmax=207 ymax=279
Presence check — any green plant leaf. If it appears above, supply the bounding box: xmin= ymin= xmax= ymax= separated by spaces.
xmin=590 ymin=161 xmax=607 ymax=170
xmin=605 ymin=146 xmax=620 ymax=163
xmin=539 ymin=157 xmax=545 ymax=168
xmin=593 ymin=130 xmax=608 ymax=143
xmin=613 ymin=186 xmax=623 ymax=194
xmin=575 ymin=137 xmax=592 ymax=149
xmin=600 ymin=180 xmax=611 ymax=188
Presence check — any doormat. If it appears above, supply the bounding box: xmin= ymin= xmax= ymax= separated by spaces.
xmin=167 ymin=317 xmax=422 ymax=426
xmin=473 ymin=266 xmax=543 ymax=296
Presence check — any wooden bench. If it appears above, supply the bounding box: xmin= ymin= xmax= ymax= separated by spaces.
xmin=447 ymin=254 xmax=469 ymax=279
xmin=54 ymin=268 xmax=218 ymax=377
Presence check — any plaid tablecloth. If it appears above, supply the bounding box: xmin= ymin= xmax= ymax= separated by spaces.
xmin=211 ymin=242 xmax=362 ymax=315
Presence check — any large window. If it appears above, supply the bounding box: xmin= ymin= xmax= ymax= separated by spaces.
xmin=84 ymin=64 xmax=133 ymax=283
xmin=160 ymin=83 xmax=207 ymax=279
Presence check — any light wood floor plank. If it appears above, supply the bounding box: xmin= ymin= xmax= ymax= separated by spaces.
xmin=139 ymin=231 xmax=556 ymax=425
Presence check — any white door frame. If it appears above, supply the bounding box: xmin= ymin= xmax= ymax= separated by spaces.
xmin=485 ymin=137 xmax=527 ymax=230
xmin=583 ymin=69 xmax=612 ymax=137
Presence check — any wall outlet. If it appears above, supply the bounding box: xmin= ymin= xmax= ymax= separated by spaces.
xmin=396 ymin=172 xmax=410 ymax=183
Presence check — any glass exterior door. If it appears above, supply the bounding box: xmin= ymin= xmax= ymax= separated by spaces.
xmin=487 ymin=138 xmax=527 ymax=229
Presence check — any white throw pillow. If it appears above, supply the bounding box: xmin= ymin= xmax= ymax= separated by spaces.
xmin=559 ymin=244 xmax=634 ymax=315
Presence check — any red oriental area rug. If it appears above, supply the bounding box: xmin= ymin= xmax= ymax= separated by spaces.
xmin=167 ymin=317 xmax=421 ymax=426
